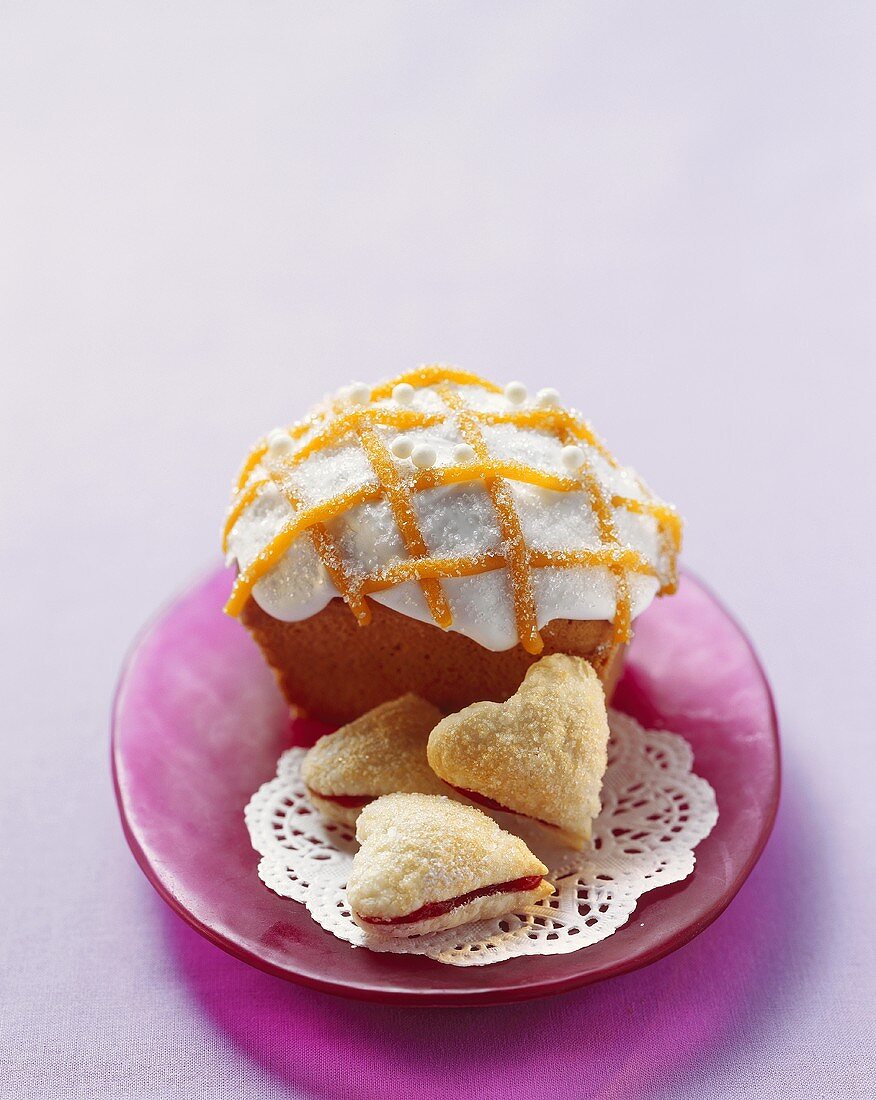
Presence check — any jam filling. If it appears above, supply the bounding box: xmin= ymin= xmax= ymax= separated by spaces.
xmin=306 ymin=787 xmax=374 ymax=808
xmin=358 ymin=874 xmax=544 ymax=926
xmin=450 ymin=785 xmax=559 ymax=830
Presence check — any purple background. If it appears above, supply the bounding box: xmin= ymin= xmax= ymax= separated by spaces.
xmin=2 ymin=4 xmax=873 ymax=1098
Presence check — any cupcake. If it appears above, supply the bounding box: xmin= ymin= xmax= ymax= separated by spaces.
xmin=223 ymin=365 xmax=681 ymax=723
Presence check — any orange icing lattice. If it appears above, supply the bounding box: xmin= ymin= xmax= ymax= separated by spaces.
xmin=223 ymin=366 xmax=682 ymax=651
xmin=355 ymin=421 xmax=452 ymax=628
xmin=437 ymin=383 xmax=542 ymax=653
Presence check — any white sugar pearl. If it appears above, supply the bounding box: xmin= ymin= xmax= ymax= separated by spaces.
xmin=267 ymin=431 xmax=293 ymax=458
xmin=390 ymin=435 xmax=414 ymax=459
xmin=410 ymin=443 xmax=437 ymax=469
xmin=392 ymin=382 xmax=415 ymax=405
xmin=561 ymin=444 xmax=586 ymax=472
xmin=504 ymin=381 xmax=528 ymax=405
xmin=347 ymin=381 xmax=371 ymax=405
xmin=536 ymin=387 xmax=561 ymax=407
xmin=453 ymin=443 xmax=476 ymax=464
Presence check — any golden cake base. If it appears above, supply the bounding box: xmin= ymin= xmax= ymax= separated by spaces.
xmin=241 ymin=597 xmax=626 ymax=724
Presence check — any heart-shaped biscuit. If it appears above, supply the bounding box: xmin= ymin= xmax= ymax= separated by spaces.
xmin=302 ymin=694 xmax=446 ymax=826
xmin=347 ymin=792 xmax=554 ymax=937
xmin=427 ymin=654 xmax=609 ymax=848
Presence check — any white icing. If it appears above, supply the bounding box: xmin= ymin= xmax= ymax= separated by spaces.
xmin=330 ymin=498 xmax=408 ymax=577
xmin=225 ymin=379 xmax=674 ymax=650
xmin=413 ymin=482 xmax=502 ymax=557
xmin=509 ymin=484 xmax=601 ymax=550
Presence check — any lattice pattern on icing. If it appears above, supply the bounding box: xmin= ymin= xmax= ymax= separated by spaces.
xmin=223 ymin=366 xmax=682 ymax=654
xmin=244 ymin=711 xmax=718 ymax=967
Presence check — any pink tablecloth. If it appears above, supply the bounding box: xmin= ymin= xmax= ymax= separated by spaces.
xmin=2 ymin=4 xmax=873 ymax=1098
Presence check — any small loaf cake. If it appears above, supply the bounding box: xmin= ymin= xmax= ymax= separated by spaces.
xmin=223 ymin=365 xmax=681 ymax=722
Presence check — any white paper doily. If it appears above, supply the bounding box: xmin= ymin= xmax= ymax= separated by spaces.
xmin=244 ymin=711 xmax=718 ymax=967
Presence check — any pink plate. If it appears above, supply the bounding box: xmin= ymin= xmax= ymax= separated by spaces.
xmin=112 ymin=568 xmax=779 ymax=1006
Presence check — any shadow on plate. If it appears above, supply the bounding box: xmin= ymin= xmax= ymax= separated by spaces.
xmin=161 ymin=750 xmax=814 ymax=1100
